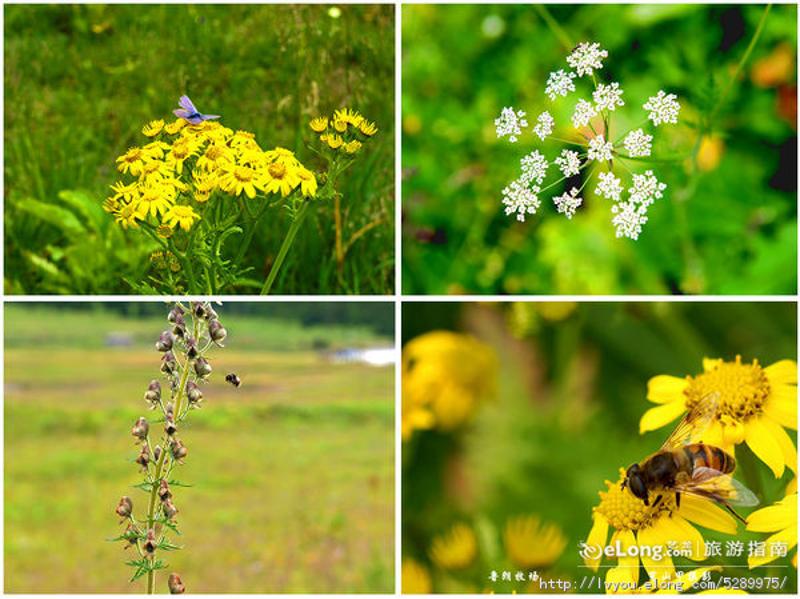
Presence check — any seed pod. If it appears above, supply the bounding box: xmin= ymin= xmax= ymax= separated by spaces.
xmin=161 ymin=351 xmax=177 ymax=375
xmin=162 ymin=497 xmax=178 ymax=520
xmin=167 ymin=305 xmax=184 ymax=324
xmin=156 ymin=330 xmax=174 ymax=352
xmin=135 ymin=444 xmax=150 ymax=470
xmin=115 ymin=496 xmax=133 ymax=518
xmin=131 ymin=417 xmax=149 ymax=441
xmin=170 ymin=438 xmax=188 ymax=463
xmin=168 ymin=573 xmax=186 ymax=594
xmin=191 ymin=301 xmax=206 ymax=319
xmin=185 ymin=336 xmax=199 ymax=360
xmin=208 ymin=319 xmax=227 ymax=346
xmin=186 ymin=381 xmax=203 ymax=405
xmin=143 ymin=529 xmax=157 ymax=554
xmin=153 ymin=445 xmax=162 ymax=462
xmin=158 ymin=479 xmax=171 ymax=501
xmin=165 ymin=414 xmax=177 ymax=436
xmin=194 ymin=357 xmax=212 ymax=378
xmin=144 ymin=380 xmax=161 ymax=407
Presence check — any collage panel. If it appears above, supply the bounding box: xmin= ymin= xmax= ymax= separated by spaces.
xmin=4 ymin=3 xmax=394 ymax=295
xmin=401 ymin=3 xmax=797 ymax=295
xmin=401 ymin=301 xmax=797 ymax=594
xmin=4 ymin=301 xmax=395 ymax=593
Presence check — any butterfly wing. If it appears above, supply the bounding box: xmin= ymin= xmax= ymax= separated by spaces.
xmin=199 ymin=114 xmax=221 ymax=121
xmin=173 ymin=108 xmax=192 ymax=119
xmin=178 ymin=95 xmax=197 ymax=113
xmin=675 ymin=466 xmax=760 ymax=507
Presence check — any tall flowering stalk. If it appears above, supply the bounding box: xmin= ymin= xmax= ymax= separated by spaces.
xmin=495 ymin=42 xmax=681 ymax=239
xmin=112 ymin=302 xmax=228 ymax=594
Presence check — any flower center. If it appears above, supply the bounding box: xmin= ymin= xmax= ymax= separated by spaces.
xmin=125 ymin=149 xmax=142 ymax=163
xmin=205 ymin=146 xmax=223 ymax=160
xmin=685 ymin=356 xmax=769 ymax=423
xmin=269 ymin=163 xmax=287 ymax=179
xmin=234 ymin=166 xmax=255 ymax=182
xmin=172 ymin=143 xmax=189 ymax=159
xmin=595 ymin=470 xmax=676 ymax=531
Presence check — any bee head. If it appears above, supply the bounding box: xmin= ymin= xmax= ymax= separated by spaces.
xmin=624 ymin=463 xmax=649 ymax=504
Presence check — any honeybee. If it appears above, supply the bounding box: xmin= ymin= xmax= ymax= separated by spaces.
xmin=622 ymin=392 xmax=758 ymax=522
xmin=225 ymin=373 xmax=241 ymax=387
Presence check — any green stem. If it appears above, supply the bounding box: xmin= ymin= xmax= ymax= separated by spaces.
xmin=260 ymin=201 xmax=310 ymax=295
xmin=233 ymin=197 xmax=270 ymax=265
xmin=533 ymin=4 xmax=573 ymax=51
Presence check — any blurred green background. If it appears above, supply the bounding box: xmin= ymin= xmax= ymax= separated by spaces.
xmin=5 ymin=303 xmax=394 ymax=592
xmin=402 ymin=301 xmax=797 ymax=593
xmin=4 ymin=4 xmax=394 ymax=294
xmin=402 ymin=4 xmax=797 ymax=295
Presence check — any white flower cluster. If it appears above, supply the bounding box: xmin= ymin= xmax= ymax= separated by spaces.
xmin=494 ymin=41 xmax=681 ymax=240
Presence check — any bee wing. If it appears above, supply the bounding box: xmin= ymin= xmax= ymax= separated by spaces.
xmin=659 ymin=391 xmax=719 ymax=451
xmin=675 ymin=466 xmax=760 ymax=507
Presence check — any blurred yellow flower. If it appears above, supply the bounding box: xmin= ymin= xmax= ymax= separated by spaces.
xmin=325 ymin=134 xmax=344 ymax=149
xmin=640 ymin=357 xmax=797 ymax=478
xmin=504 ymin=515 xmax=567 ymax=568
xmin=402 ymin=330 xmax=497 ymax=439
xmin=142 ymin=119 xmax=165 ymax=137
xmin=430 ymin=522 xmax=478 ymax=570
xmin=344 ymin=140 xmax=362 ymax=154
xmin=402 ymin=558 xmax=432 ymax=594
xmin=309 ymin=116 xmax=329 ymax=132
xmin=163 ymin=205 xmax=200 ymax=231
xmin=164 ymin=118 xmax=186 ymax=135
xmin=745 ymin=493 xmax=797 ymax=568
xmin=585 ymin=469 xmax=738 ymax=586
xmin=359 ymin=119 xmax=378 ymax=136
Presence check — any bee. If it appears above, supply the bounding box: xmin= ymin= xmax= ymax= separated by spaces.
xmin=225 ymin=373 xmax=241 ymax=388
xmin=622 ymin=392 xmax=758 ymax=522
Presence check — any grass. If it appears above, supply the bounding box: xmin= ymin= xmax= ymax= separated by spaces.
xmin=4 ymin=4 xmax=394 ymax=295
xmin=4 ymin=306 xmax=395 ymax=593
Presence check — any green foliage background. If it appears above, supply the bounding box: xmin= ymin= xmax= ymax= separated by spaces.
xmin=402 ymin=301 xmax=797 ymax=593
xmin=4 ymin=4 xmax=394 ymax=294
xmin=402 ymin=4 xmax=797 ymax=295
xmin=5 ymin=304 xmax=395 ymax=592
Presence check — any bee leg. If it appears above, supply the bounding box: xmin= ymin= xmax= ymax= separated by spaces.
xmin=652 ymin=494 xmax=663 ymax=508
xmin=676 ymin=492 xmax=681 ymax=508
xmin=722 ymin=502 xmax=747 ymax=524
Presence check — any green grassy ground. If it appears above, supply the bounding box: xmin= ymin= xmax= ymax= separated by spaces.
xmin=4 ymin=4 xmax=394 ymax=294
xmin=5 ymin=306 xmax=395 ymax=593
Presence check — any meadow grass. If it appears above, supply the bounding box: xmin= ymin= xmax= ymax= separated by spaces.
xmin=5 ymin=307 xmax=395 ymax=592
xmin=4 ymin=4 xmax=394 ymax=294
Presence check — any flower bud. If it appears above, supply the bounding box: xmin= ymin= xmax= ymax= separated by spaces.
xmin=185 ymin=336 xmax=199 ymax=359
xmin=158 ymin=479 xmax=171 ymax=501
xmin=123 ymin=523 xmax=139 ymax=547
xmin=144 ymin=528 xmax=157 ymax=554
xmin=208 ymin=319 xmax=227 ymax=346
xmin=131 ymin=417 xmax=149 ymax=441
xmin=167 ymin=305 xmax=184 ymax=324
xmin=165 ymin=414 xmax=177 ymax=436
xmin=194 ymin=357 xmax=212 ymax=378
xmin=135 ymin=444 xmax=150 ymax=470
xmin=154 ymin=445 xmax=162 ymax=462
xmin=186 ymin=381 xmax=203 ymax=405
xmin=144 ymin=380 xmax=161 ymax=407
xmin=191 ymin=301 xmax=206 ymax=319
xmin=172 ymin=317 xmax=186 ymax=338
xmin=168 ymin=573 xmax=186 ymax=594
xmin=170 ymin=438 xmax=188 ymax=463
xmin=161 ymin=351 xmax=177 ymax=375
xmin=156 ymin=330 xmax=174 ymax=352
xmin=205 ymin=305 xmax=218 ymax=321
xmin=165 ymin=401 xmax=175 ymax=418
xmin=162 ymin=498 xmax=178 ymax=520
xmin=115 ymin=496 xmax=133 ymax=518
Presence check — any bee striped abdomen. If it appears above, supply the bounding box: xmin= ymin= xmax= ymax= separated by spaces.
xmin=685 ymin=443 xmax=735 ymax=474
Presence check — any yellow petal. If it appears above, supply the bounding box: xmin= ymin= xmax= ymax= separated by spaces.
xmin=679 ymin=493 xmax=738 ymax=535
xmin=703 ymin=358 xmax=723 ymax=372
xmin=748 ymin=524 xmax=798 ymax=568
xmin=746 ymin=417 xmax=786 ymax=478
xmin=636 ymin=524 xmax=674 ymax=582
xmin=765 ymin=359 xmax=798 ymax=385
xmin=764 ymin=385 xmax=798 ymax=430
xmin=747 ymin=497 xmax=796 ymax=532
xmin=612 ymin=528 xmax=639 ymax=571
xmin=605 ymin=565 xmax=638 ymax=594
xmin=647 ymin=375 xmax=689 ymax=404
xmin=640 ymin=401 xmax=686 ymax=434
xmin=663 ymin=514 xmax=705 ymax=561
xmin=760 ymin=415 xmax=797 ymax=473
xmin=585 ymin=512 xmax=609 ymax=571
xmin=722 ymin=419 xmax=746 ymax=445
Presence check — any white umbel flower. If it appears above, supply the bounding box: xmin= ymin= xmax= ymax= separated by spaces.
xmin=520 ymin=150 xmax=549 ymax=185
xmin=533 ymin=111 xmax=554 ymax=141
xmin=571 ymin=99 xmax=597 ymax=128
xmin=592 ymin=82 xmax=625 ymax=112
xmin=628 ymin=169 xmax=666 ymax=206
xmin=595 ymin=171 xmax=623 ymax=201
xmin=623 ymin=129 xmax=653 ymax=157
xmin=545 ymin=69 xmax=576 ymax=100
xmin=587 ymin=134 xmax=613 ymax=163
xmin=502 ymin=180 xmax=541 ymax=222
xmin=566 ymin=42 xmax=608 ymax=77
xmin=611 ymin=201 xmax=648 ymax=240
xmin=643 ymin=91 xmax=681 ymax=126
xmin=495 ymin=106 xmax=528 ymax=142
xmin=555 ymin=149 xmax=582 ymax=177
xmin=553 ymin=187 xmax=583 ymax=219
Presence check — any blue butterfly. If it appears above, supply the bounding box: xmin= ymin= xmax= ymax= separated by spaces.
xmin=173 ymin=95 xmax=221 ymax=124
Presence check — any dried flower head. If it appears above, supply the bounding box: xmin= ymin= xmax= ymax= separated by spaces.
xmin=168 ymin=573 xmax=186 ymax=594
xmin=116 ymin=496 xmax=133 ymax=519
xmin=131 ymin=417 xmax=149 ymax=441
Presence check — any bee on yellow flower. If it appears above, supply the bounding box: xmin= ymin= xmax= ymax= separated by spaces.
xmin=163 ymin=205 xmax=200 ymax=231
xmin=142 ymin=119 xmax=165 ymax=137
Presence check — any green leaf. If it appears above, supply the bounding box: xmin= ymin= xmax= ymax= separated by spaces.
xmin=15 ymin=197 xmax=86 ymax=238
xmin=57 ymin=189 xmax=106 ymax=232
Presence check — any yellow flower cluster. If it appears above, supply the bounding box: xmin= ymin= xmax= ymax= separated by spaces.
xmin=309 ymin=107 xmax=377 ymax=154
xmin=106 ymin=118 xmax=318 ymax=231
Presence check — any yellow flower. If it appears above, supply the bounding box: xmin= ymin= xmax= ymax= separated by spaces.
xmin=745 ymin=493 xmax=797 ymax=568
xmin=113 ymin=203 xmax=140 ymax=229
xmin=333 ymin=107 xmax=365 ymax=128
xmin=133 ymin=184 xmax=174 ymax=219
xmin=263 ymin=147 xmax=302 ymax=169
xmin=640 ymin=357 xmax=797 ymax=478
xmin=139 ymin=159 xmax=173 ymax=182
xmin=219 ymin=164 xmax=260 ymax=199
xmin=166 ymin=138 xmax=199 ymax=174
xmin=142 ymin=119 xmax=165 ymax=137
xmin=504 ymin=515 xmax=567 ymax=568
xmin=296 ymin=167 xmax=318 ymax=197
xmin=359 ymin=119 xmax=378 ymax=136
xmin=430 ymin=523 xmax=477 ymax=570
xmin=108 ymin=180 xmax=138 ymax=203
xmin=343 ymin=140 xmax=362 ymax=154
xmin=585 ymin=469 xmax=739 ymax=586
xmin=402 ymin=331 xmax=497 ymax=438
xmin=325 ymin=134 xmax=344 ymax=150
xmin=116 ymin=147 xmax=147 ymax=176
xmin=163 ymin=205 xmax=200 ymax=231
xmin=196 ymin=143 xmax=233 ymax=172
xmin=402 ymin=558 xmax=432 ymax=594
xmin=333 ymin=118 xmax=347 ymax=133
xmin=260 ymin=161 xmax=298 ymax=197
xmin=142 ymin=140 xmax=171 ymax=160
xmin=310 ymin=117 xmax=329 ymax=133
xmin=164 ymin=118 xmax=186 ymax=135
